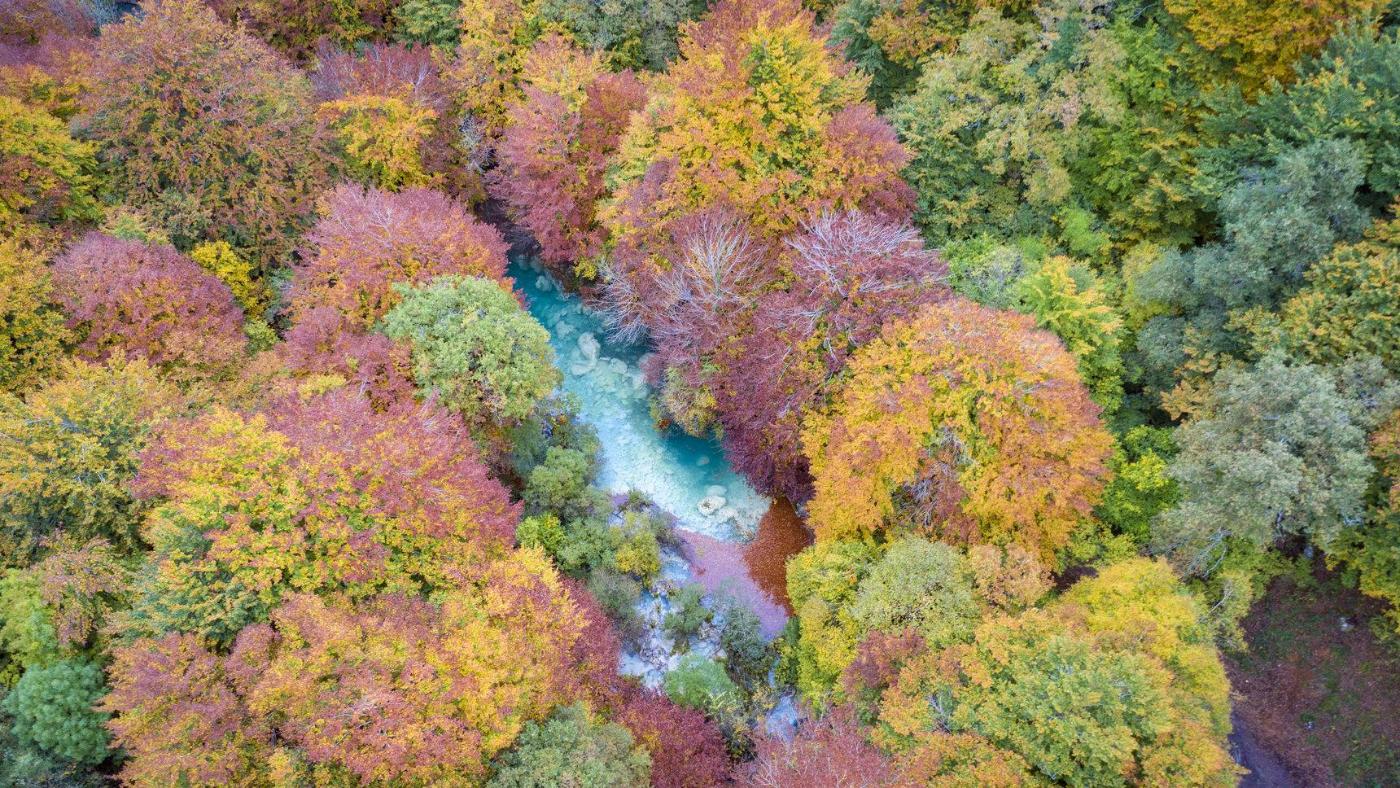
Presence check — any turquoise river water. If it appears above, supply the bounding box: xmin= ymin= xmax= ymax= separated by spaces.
xmin=509 ymin=256 xmax=770 ymax=542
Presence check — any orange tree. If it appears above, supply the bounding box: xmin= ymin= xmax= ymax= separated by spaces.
xmin=802 ymin=298 xmax=1112 ymax=562
xmin=598 ymin=0 xmax=912 ymax=281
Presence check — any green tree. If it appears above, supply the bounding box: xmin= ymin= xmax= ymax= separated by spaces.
xmin=664 ymin=653 xmax=742 ymax=715
xmin=380 ymin=275 xmax=561 ymax=429
xmin=1 ymin=659 xmax=110 ymax=767
xmin=785 ymin=539 xmax=879 ymax=703
xmin=1130 ymin=139 xmax=1368 ymax=412
xmin=1199 ymin=25 xmax=1400 ymax=209
xmin=850 ymin=538 xmax=980 ymax=653
xmin=1152 ymin=354 xmax=1391 ymax=576
xmin=488 ymin=703 xmax=651 ymax=787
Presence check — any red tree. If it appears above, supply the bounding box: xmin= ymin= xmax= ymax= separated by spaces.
xmin=714 ymin=212 xmax=950 ymax=501
xmin=50 ymin=232 xmax=247 ymax=381
xmin=289 ymin=184 xmax=509 ymax=330
xmin=745 ymin=706 xmax=896 ymax=787
xmin=491 ymin=36 xmax=646 ymax=279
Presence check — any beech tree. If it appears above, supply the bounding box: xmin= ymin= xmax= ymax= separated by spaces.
xmin=290 ymin=184 xmax=509 ymax=331
xmin=491 ymin=36 xmax=646 ymax=279
xmin=868 ymin=559 xmax=1237 ymax=786
xmin=51 ymin=234 xmax=248 ymax=382
xmin=235 ymin=565 xmax=586 ymax=783
xmin=803 ymin=298 xmax=1112 ymax=561
xmin=0 ymin=357 xmax=176 ymax=565
xmin=0 ymin=238 xmax=68 ymax=394
xmin=599 ymin=0 xmax=912 ymax=289
xmin=1331 ymin=411 xmax=1400 ymax=633
xmin=0 ymin=94 xmax=98 ymax=233
xmin=122 ymin=388 xmax=520 ymax=645
xmin=81 ymin=0 xmax=331 ymax=266
xmin=209 ymin=0 xmax=393 ymax=61
xmin=714 ymin=212 xmax=949 ymax=501
xmin=1163 ymin=0 xmax=1385 ymax=92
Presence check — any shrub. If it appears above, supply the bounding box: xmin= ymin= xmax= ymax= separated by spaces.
xmin=1 ymin=659 xmax=109 ymax=767
xmin=663 ymin=583 xmax=711 ymax=644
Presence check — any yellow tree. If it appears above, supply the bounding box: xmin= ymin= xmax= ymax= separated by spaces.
xmin=802 ymin=298 xmax=1112 ymax=562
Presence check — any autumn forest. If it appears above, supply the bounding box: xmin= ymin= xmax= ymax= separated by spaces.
xmin=1 ymin=0 xmax=1398 ymax=784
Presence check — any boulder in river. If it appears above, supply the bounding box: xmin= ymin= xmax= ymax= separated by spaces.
xmin=698 ymin=494 xmax=726 ymax=517
xmin=577 ymin=332 xmax=599 ymax=363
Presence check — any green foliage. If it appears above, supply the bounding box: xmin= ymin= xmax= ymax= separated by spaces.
xmin=524 ymin=446 xmax=610 ymax=524
xmin=0 ymin=238 xmax=69 ymax=395
xmin=1 ymin=659 xmax=110 ymax=767
xmin=613 ymin=510 xmax=662 ymax=580
xmin=715 ymin=598 xmax=770 ymax=690
xmin=664 ymin=583 xmax=711 ymax=644
xmin=874 ymin=561 xmax=1238 ymax=785
xmin=663 ymin=653 xmax=742 ymax=714
xmin=850 ymin=538 xmax=980 ymax=652
xmin=393 ymin=0 xmax=461 ymax=46
xmin=1202 ymin=25 xmax=1400 ymax=206
xmin=1330 ymin=412 xmax=1400 ymax=634
xmin=786 ymin=539 xmax=878 ymax=703
xmin=536 ymin=0 xmax=705 ymax=70
xmin=0 ymin=570 xmax=60 ymax=687
xmin=380 ymin=275 xmax=561 ymax=428
xmin=0 ymin=95 xmax=98 ymax=233
xmin=585 ymin=567 xmax=643 ymax=638
xmin=488 ymin=702 xmax=651 ymax=787
xmin=1267 ymin=210 xmax=1400 ymax=373
xmin=1096 ymin=426 xmax=1180 ymax=544
xmin=517 ymin=513 xmax=566 ymax=556
xmin=1015 ymin=255 xmax=1124 ymax=414
xmin=1131 ymin=139 xmax=1369 ymax=411
xmin=1153 ymin=354 xmax=1393 ymax=576
xmin=0 ymin=357 xmax=175 ymax=565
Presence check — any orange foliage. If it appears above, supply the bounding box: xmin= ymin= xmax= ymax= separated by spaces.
xmin=802 ymin=298 xmax=1112 ymax=562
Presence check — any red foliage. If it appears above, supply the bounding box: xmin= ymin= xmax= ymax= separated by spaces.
xmin=312 ymin=41 xmax=449 ymax=114
xmin=264 ymin=388 xmax=520 ymax=548
xmin=0 ymin=0 xmax=93 ymax=45
xmin=104 ymin=633 xmax=273 ymax=786
xmin=50 ymin=232 xmax=247 ymax=379
xmin=491 ymin=40 xmax=645 ymax=275
xmin=617 ymin=690 xmax=733 ymax=788
xmin=290 ymin=184 xmax=509 ymax=330
xmin=280 ymin=305 xmax=418 ymax=408
xmin=745 ymin=706 xmax=896 ymax=787
xmin=713 ymin=212 xmax=949 ymax=501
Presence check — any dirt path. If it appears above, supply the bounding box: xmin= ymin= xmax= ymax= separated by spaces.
xmin=1232 ymin=712 xmax=1294 ymax=787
